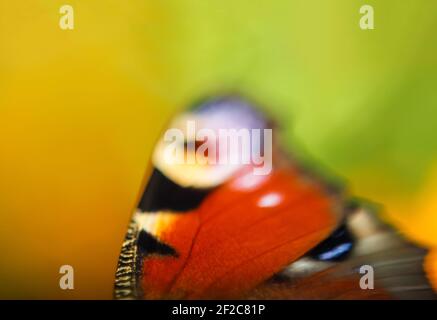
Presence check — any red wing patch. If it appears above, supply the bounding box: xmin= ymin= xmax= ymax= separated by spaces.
xmin=138 ymin=167 xmax=339 ymax=299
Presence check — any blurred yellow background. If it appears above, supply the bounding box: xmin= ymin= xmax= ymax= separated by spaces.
xmin=0 ymin=0 xmax=436 ymax=298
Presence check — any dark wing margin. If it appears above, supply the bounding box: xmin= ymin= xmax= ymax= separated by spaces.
xmin=114 ymin=216 xmax=180 ymax=299
xmin=114 ymin=219 xmax=141 ymax=299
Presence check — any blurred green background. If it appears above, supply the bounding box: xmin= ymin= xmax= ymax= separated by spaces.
xmin=0 ymin=0 xmax=436 ymax=298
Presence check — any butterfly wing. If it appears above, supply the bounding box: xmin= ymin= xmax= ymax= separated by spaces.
xmin=114 ymin=96 xmax=436 ymax=300
xmin=247 ymin=208 xmax=437 ymax=299
xmin=115 ymin=166 xmax=342 ymax=299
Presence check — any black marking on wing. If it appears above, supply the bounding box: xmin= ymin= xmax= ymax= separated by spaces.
xmin=308 ymin=223 xmax=355 ymax=262
xmin=138 ymin=169 xmax=211 ymax=212
xmin=114 ymin=221 xmax=179 ymax=300
xmin=137 ymin=229 xmax=178 ymax=257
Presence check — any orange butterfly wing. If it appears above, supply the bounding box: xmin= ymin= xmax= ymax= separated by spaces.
xmin=140 ymin=167 xmax=340 ymax=299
